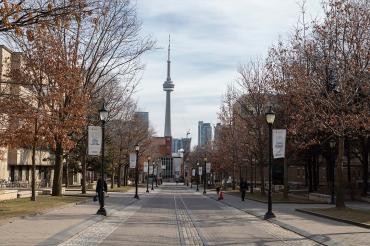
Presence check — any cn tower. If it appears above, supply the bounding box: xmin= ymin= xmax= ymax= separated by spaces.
xmin=163 ymin=35 xmax=174 ymax=137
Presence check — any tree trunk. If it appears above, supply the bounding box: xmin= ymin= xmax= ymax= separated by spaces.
xmin=259 ymin=155 xmax=265 ymax=195
xmin=361 ymin=136 xmax=369 ymax=196
xmin=335 ymin=136 xmax=346 ymax=208
xmin=111 ymin=167 xmax=114 ymax=189
xmin=65 ymin=156 xmax=69 ymax=188
xmin=123 ymin=164 xmax=127 ymax=186
xmin=117 ymin=164 xmax=122 ymax=187
xmin=31 ymin=118 xmax=38 ymax=201
xmin=304 ymin=159 xmax=309 ymax=186
xmin=239 ymin=165 xmax=242 ymax=184
xmin=81 ymin=141 xmax=87 ymax=194
xmin=232 ymin=162 xmax=236 ymax=190
xmin=307 ymin=154 xmax=313 ymax=192
xmin=31 ymin=144 xmax=36 ymax=201
xmin=314 ymin=152 xmax=319 ymax=192
xmin=283 ymin=158 xmax=288 ymax=199
xmin=345 ymin=137 xmax=354 ymax=200
xmin=312 ymin=154 xmax=318 ymax=191
xmin=52 ymin=141 xmax=63 ymax=196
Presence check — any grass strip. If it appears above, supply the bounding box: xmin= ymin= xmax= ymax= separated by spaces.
xmin=0 ymin=195 xmax=86 ymax=221
xmin=226 ymin=190 xmax=321 ymax=204
xmin=301 ymin=207 xmax=370 ymax=227
xmin=108 ymin=186 xmax=132 ymax=193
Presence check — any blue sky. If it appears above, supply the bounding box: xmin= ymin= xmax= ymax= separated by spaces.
xmin=135 ymin=0 xmax=323 ymax=146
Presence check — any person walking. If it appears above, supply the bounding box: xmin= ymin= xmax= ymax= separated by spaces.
xmin=240 ymin=178 xmax=248 ymax=201
xmin=96 ymin=177 xmax=108 ymax=201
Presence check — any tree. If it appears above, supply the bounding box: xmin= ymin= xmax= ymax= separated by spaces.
xmin=8 ymin=21 xmax=89 ymax=196
xmin=236 ymin=60 xmax=271 ymax=194
xmin=0 ymin=0 xmax=87 ymax=32
xmin=268 ymin=0 xmax=370 ymax=207
xmin=72 ymin=0 xmax=154 ymax=193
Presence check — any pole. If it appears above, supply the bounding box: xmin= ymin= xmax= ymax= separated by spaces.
xmin=151 ymin=164 xmax=154 ymax=190
xmin=97 ymin=120 xmax=107 ymax=216
xmin=264 ymin=123 xmax=275 ymax=219
xmin=146 ymin=160 xmax=149 ymax=193
xmin=134 ymin=149 xmax=139 ymax=199
xmin=331 ymin=151 xmax=335 ymax=204
xmin=196 ymin=167 xmax=199 ymax=192
xmin=203 ymin=161 xmax=207 ymax=194
xmin=156 ymin=164 xmax=159 ymax=187
xmin=183 ymin=158 xmax=186 ymax=186
xmin=191 ymin=169 xmax=193 ymax=188
xmin=250 ymin=162 xmax=254 ymax=193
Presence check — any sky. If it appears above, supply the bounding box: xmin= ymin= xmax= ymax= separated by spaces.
xmin=135 ymin=0 xmax=323 ymax=147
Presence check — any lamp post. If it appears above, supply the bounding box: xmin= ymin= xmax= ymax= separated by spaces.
xmin=134 ymin=144 xmax=140 ymax=199
xmin=329 ymin=139 xmax=336 ymax=204
xmin=156 ymin=160 xmax=159 ymax=187
xmin=196 ymin=162 xmax=199 ymax=192
xmin=146 ymin=157 xmax=151 ymax=193
xmin=264 ymin=106 xmax=275 ymax=220
xmin=191 ymin=168 xmax=193 ymax=188
xmin=203 ymin=157 xmax=207 ymax=195
xmin=178 ymin=149 xmax=185 ymax=185
xmin=151 ymin=162 xmax=155 ymax=190
xmin=97 ymin=103 xmax=108 ymax=216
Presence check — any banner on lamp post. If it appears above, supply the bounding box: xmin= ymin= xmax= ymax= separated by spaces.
xmin=273 ymin=129 xmax=286 ymax=159
xmin=129 ymin=153 xmax=136 ymax=168
xmin=88 ymin=126 xmax=101 ymax=156
xmin=192 ymin=169 xmax=195 ymax=176
xmin=206 ymin=163 xmax=211 ymax=174
xmin=143 ymin=162 xmax=148 ymax=173
xmin=149 ymin=165 xmax=153 ymax=174
xmin=198 ymin=166 xmax=202 ymax=175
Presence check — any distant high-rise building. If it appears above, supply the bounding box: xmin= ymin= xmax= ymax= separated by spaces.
xmin=198 ymin=121 xmax=212 ymax=146
xmin=214 ymin=123 xmax=221 ymax=142
xmin=172 ymin=137 xmax=192 ymax=154
xmin=172 ymin=138 xmax=182 ymax=153
xmin=182 ymin=137 xmax=191 ymax=153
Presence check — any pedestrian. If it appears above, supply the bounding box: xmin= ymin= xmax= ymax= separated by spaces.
xmin=96 ymin=177 xmax=108 ymax=202
xmin=240 ymin=178 xmax=248 ymax=201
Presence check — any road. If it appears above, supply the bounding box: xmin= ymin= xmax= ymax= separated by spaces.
xmin=60 ymin=183 xmax=317 ymax=246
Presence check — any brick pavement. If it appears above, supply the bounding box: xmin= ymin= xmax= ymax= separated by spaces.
xmin=204 ymin=189 xmax=370 ymax=246
xmin=0 ymin=189 xmax=137 ymax=246
xmin=3 ymin=184 xmax=367 ymax=245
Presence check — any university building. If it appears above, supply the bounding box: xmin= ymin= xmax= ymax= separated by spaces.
xmin=0 ymin=45 xmax=54 ymax=185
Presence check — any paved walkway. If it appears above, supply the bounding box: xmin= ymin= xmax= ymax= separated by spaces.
xmin=60 ymin=184 xmax=316 ymax=246
xmin=0 ymin=184 xmax=368 ymax=245
xmin=203 ymin=188 xmax=370 ymax=246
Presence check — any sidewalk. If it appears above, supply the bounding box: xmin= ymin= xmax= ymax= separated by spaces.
xmin=0 ymin=187 xmax=136 ymax=246
xmin=206 ymin=191 xmax=370 ymax=246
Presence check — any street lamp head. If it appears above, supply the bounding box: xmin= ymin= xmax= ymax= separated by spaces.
xmin=135 ymin=144 xmax=140 ymax=151
xmin=148 ymin=156 xmax=151 ymax=161
xmin=265 ymin=106 xmax=275 ymax=125
xmin=99 ymin=102 xmax=108 ymax=122
xmin=329 ymin=138 xmax=336 ymax=148
xmin=204 ymin=157 xmax=207 ymax=162
xmin=197 ymin=162 xmax=199 ymax=166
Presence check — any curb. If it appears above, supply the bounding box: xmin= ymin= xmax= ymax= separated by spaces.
xmin=225 ymin=192 xmax=326 ymax=204
xmin=296 ymin=208 xmax=370 ymax=229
